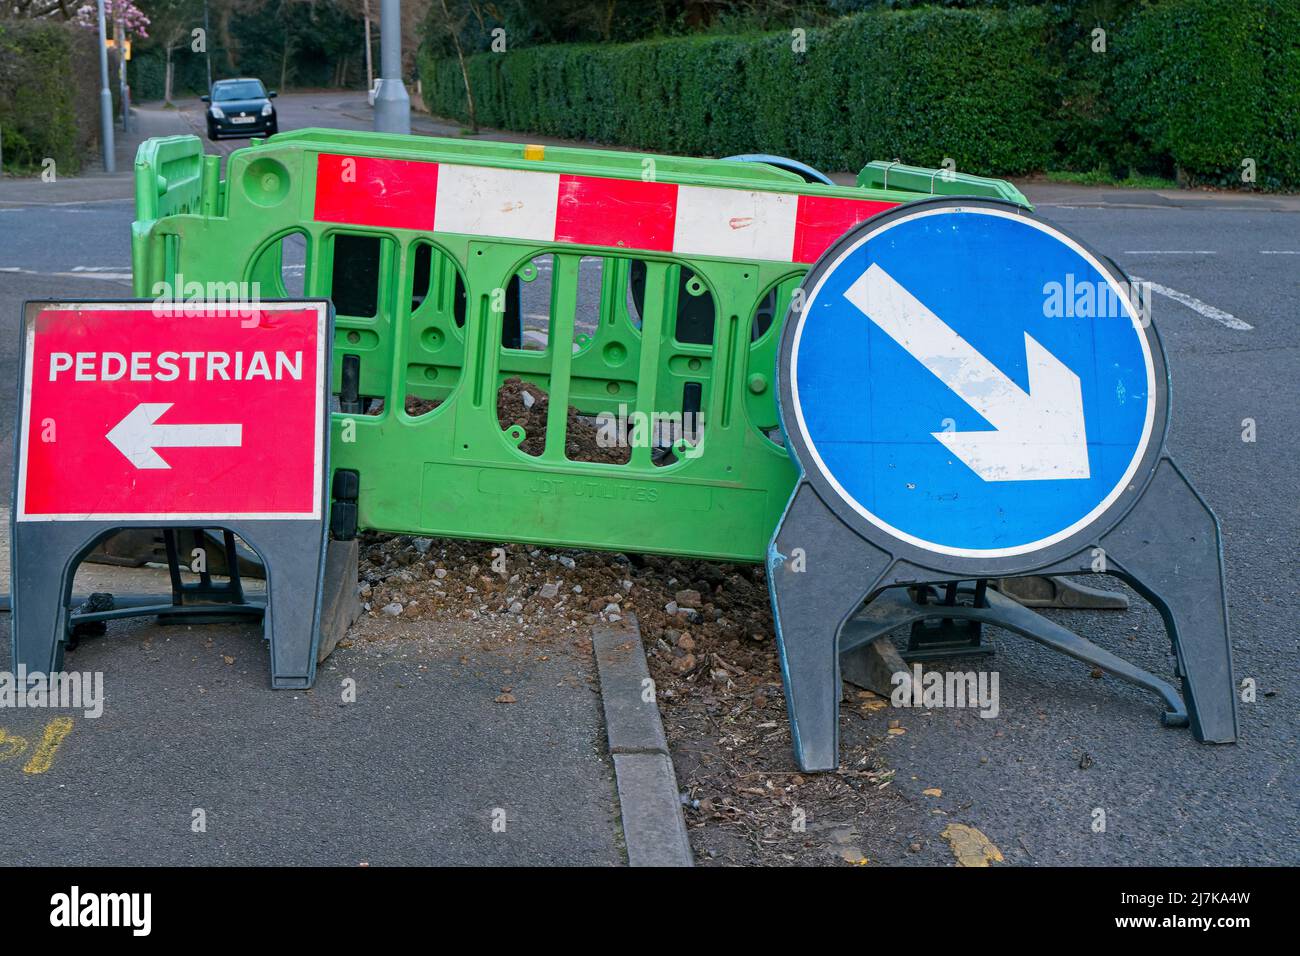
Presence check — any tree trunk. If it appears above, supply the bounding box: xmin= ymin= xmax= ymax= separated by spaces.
xmin=439 ymin=0 xmax=477 ymax=132
xmin=455 ymin=44 xmax=477 ymax=133
xmin=164 ymin=49 xmax=174 ymax=105
xmin=218 ymin=7 xmax=237 ymax=72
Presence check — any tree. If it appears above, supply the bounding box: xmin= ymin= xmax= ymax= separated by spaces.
xmin=137 ymin=0 xmax=202 ymax=102
xmin=70 ymin=1 xmax=151 ymax=38
xmin=336 ymin=0 xmax=429 ymax=89
xmin=431 ymin=0 xmax=479 ymax=131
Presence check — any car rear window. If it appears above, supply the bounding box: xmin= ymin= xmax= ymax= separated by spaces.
xmin=214 ymin=81 xmax=266 ymax=101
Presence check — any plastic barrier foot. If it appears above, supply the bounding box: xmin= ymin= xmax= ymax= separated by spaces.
xmin=769 ymin=481 xmax=894 ymax=772
xmin=839 ymin=586 xmax=1187 ymax=724
xmin=1098 ymin=458 xmax=1238 ymax=743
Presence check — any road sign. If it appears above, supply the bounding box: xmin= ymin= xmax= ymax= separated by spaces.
xmin=18 ymin=302 xmax=325 ymax=521
xmin=787 ymin=201 xmax=1157 ymax=558
xmin=11 ymin=299 xmax=337 ymax=690
xmin=767 ymin=198 xmax=1236 ymax=771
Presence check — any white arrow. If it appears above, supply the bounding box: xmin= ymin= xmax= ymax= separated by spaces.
xmin=843 ymin=263 xmax=1089 ymax=482
xmin=106 ymin=403 xmax=243 ymax=470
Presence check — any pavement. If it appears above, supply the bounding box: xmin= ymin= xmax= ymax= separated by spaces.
xmin=0 ymin=93 xmax=1296 ymax=866
xmin=0 ymin=517 xmax=625 ymax=866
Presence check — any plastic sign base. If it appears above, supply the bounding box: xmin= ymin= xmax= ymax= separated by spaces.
xmin=770 ymin=462 xmax=1235 ymax=771
xmin=11 ymin=299 xmax=334 ymax=690
xmin=11 ymin=521 xmax=329 ymax=689
xmin=768 ymin=199 xmax=1236 ymax=772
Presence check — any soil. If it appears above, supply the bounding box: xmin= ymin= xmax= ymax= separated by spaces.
xmin=405 ymin=396 xmax=440 ymax=416
xmin=496 ymin=376 xmax=631 ymax=464
xmin=367 ymin=377 xmax=632 ymax=464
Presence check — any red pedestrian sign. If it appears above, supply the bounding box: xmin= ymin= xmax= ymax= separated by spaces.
xmin=17 ymin=301 xmax=328 ymax=521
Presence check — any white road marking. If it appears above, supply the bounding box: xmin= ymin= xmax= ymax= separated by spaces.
xmin=844 ymin=263 xmax=1090 ymax=482
xmin=1261 ymin=250 xmax=1300 ymax=255
xmin=0 ymin=267 xmax=131 ymax=282
xmin=1123 ymin=250 xmax=1216 ymax=255
xmin=1129 ymin=275 xmax=1253 ymax=331
xmin=0 ymin=197 xmax=133 ymax=208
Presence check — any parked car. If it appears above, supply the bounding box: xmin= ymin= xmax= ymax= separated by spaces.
xmin=202 ymin=78 xmax=278 ymax=140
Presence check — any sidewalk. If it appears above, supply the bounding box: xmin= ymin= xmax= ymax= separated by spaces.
xmin=0 ymin=520 xmax=629 ymax=866
xmin=0 ymin=105 xmax=189 ymax=206
xmin=95 ymin=103 xmax=194 ymax=177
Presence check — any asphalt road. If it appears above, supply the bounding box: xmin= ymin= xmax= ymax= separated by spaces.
xmin=0 ymin=95 xmax=1295 ymax=866
xmin=864 ymin=190 xmax=1299 ymax=866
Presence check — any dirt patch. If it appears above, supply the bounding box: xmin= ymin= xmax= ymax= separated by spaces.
xmin=405 ymin=395 xmax=441 ymax=416
xmin=358 ymin=377 xmax=632 ymax=464
xmin=496 ymin=376 xmax=630 ymax=463
xmin=354 ymin=532 xmax=925 ymax=865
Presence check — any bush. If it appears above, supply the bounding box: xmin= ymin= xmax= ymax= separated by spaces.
xmin=1113 ymin=0 xmax=1300 ymax=189
xmin=421 ymin=6 xmax=1057 ymax=177
xmin=421 ymin=0 xmax=1300 ymax=190
xmin=0 ymin=19 xmax=99 ymax=174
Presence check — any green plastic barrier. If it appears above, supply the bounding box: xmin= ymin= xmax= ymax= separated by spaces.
xmin=131 ymin=129 xmax=1028 ymax=562
xmin=856 ymin=160 xmax=1029 ymax=205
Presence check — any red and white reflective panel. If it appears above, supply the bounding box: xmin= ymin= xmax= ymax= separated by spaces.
xmin=312 ymin=153 xmax=898 ymax=264
xmin=17 ymin=302 xmax=327 ymax=522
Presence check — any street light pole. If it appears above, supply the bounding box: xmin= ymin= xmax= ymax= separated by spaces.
xmin=96 ymin=0 xmax=116 ymax=172
xmin=112 ymin=0 xmax=130 ymax=134
xmin=204 ymin=0 xmax=213 ymax=90
xmin=363 ymin=0 xmax=374 ymax=94
xmin=373 ymin=0 xmax=410 ymax=134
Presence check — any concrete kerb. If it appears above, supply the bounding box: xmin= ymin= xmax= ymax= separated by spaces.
xmin=592 ymin=616 xmax=693 ymax=867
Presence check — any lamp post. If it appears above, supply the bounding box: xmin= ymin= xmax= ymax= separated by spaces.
xmin=373 ymin=0 xmax=410 ymax=134
xmin=112 ymin=0 xmax=130 ymax=134
xmin=96 ymin=0 xmax=116 ymax=172
xmin=204 ymin=0 xmax=212 ymax=90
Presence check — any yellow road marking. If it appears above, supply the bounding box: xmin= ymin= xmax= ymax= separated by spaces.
xmin=22 ymin=717 xmax=74 ymax=774
xmin=0 ymin=729 xmax=29 ymax=762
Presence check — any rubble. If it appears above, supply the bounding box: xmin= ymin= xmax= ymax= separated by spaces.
xmin=354 ymin=529 xmax=899 ymax=866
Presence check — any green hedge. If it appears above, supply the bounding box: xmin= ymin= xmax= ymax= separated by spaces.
xmin=0 ymin=20 xmax=99 ymax=174
xmin=421 ymin=0 xmax=1300 ymax=189
xmin=1114 ymin=0 xmax=1300 ymax=190
xmin=422 ymin=6 xmax=1057 ymax=177
xmin=129 ymin=49 xmax=212 ymax=102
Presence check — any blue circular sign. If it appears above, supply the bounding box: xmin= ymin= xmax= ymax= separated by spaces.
xmin=786 ymin=204 xmax=1158 ymax=558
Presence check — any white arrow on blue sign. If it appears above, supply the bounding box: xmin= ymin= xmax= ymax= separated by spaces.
xmin=786 ymin=205 xmax=1158 ymax=558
